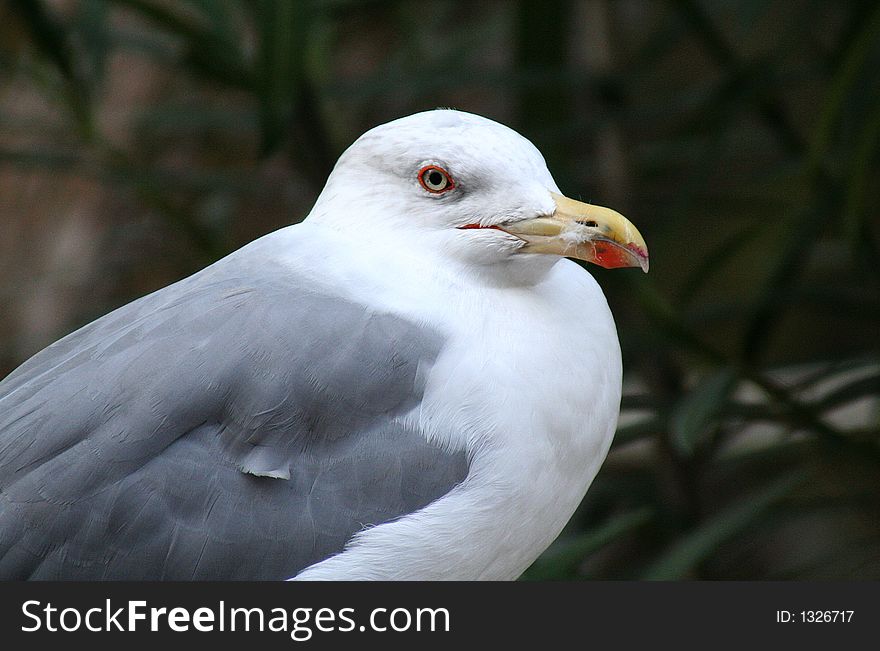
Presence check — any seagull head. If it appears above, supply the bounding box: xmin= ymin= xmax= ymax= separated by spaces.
xmin=308 ymin=109 xmax=648 ymax=275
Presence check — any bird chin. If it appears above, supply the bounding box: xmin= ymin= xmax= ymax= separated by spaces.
xmin=450 ymin=228 xmax=531 ymax=267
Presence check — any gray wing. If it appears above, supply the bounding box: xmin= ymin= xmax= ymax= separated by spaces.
xmin=0 ymin=235 xmax=468 ymax=580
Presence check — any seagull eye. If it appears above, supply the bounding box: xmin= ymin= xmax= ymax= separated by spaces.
xmin=418 ymin=165 xmax=454 ymax=194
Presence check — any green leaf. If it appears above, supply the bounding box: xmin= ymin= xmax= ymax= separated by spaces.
xmin=523 ymin=508 xmax=654 ymax=580
xmin=816 ymin=372 xmax=880 ymax=412
xmin=742 ymin=0 xmax=880 ymax=362
xmin=613 ymin=417 xmax=662 ymax=448
xmin=842 ymin=88 xmax=880 ymax=281
xmin=671 ymin=368 xmax=738 ymax=456
xmin=255 ymin=0 xmax=311 ymax=154
xmin=108 ymin=0 xmax=252 ymax=88
xmin=9 ymin=0 xmax=94 ymax=137
xmin=76 ymin=0 xmax=110 ymax=86
xmin=804 ymin=0 xmax=880 ymax=175
xmin=678 ymin=225 xmax=760 ymax=307
xmin=108 ymin=0 xmax=207 ymax=41
xmin=642 ymin=470 xmax=808 ymax=580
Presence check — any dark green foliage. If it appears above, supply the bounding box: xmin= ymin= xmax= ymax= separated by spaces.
xmin=2 ymin=0 xmax=878 ymax=579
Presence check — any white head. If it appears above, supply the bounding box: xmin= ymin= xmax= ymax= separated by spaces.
xmin=307 ymin=110 xmax=648 ymax=281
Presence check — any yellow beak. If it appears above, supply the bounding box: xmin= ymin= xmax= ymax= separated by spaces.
xmin=500 ymin=192 xmax=649 ymax=272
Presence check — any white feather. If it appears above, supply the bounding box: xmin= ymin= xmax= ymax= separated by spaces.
xmin=284 ymin=110 xmax=623 ymax=580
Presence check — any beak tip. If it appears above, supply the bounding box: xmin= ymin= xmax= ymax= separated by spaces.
xmin=628 ymin=243 xmax=650 ymax=273
xmin=636 ymin=248 xmax=650 ymax=273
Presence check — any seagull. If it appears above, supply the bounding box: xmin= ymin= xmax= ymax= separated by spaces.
xmin=0 ymin=109 xmax=648 ymax=580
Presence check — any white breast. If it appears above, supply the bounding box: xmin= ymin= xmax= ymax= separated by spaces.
xmin=293 ymin=251 xmax=622 ymax=580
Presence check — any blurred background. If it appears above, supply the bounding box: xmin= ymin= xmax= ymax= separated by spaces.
xmin=1 ymin=0 xmax=878 ymax=579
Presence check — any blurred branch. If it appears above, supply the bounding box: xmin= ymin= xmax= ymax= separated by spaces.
xmin=255 ymin=0 xmax=307 ymax=153
xmin=642 ymin=469 xmax=809 ymax=580
xmin=742 ymin=1 xmax=880 ymax=362
xmin=842 ymin=86 xmax=880 ymax=282
xmin=8 ymin=0 xmax=94 ymax=137
xmin=628 ymin=275 xmax=852 ymax=445
xmin=673 ymin=0 xmax=805 ymax=155
xmin=109 ymin=0 xmax=253 ymax=88
xmin=523 ymin=508 xmax=654 ymax=580
xmin=515 ymin=0 xmax=572 ymax=168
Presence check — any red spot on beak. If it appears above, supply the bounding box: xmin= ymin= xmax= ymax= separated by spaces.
xmin=593 ymin=241 xmax=649 ymax=270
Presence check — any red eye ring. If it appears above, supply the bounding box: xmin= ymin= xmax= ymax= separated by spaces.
xmin=418 ymin=165 xmax=455 ymax=194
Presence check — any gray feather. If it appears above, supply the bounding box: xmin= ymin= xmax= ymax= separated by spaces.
xmin=0 ymin=233 xmax=468 ymax=580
